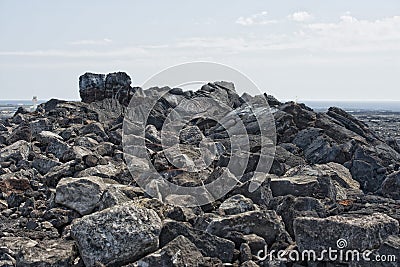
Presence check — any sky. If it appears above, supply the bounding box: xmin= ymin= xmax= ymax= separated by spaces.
xmin=0 ymin=0 xmax=399 ymax=101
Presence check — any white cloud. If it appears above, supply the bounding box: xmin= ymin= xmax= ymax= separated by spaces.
xmin=304 ymin=15 xmax=400 ymax=51
xmin=69 ymin=38 xmax=113 ymax=45
xmin=0 ymin=46 xmax=148 ymax=58
xmin=236 ymin=11 xmax=277 ymax=26
xmin=288 ymin=11 xmax=313 ymax=22
xmin=1 ymin=15 xmax=399 ymax=61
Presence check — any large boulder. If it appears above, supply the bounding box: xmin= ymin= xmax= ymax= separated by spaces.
xmin=79 ymin=73 xmax=106 ymax=103
xmin=159 ymin=219 xmax=235 ymax=262
xmin=269 ymin=195 xmax=326 ymax=237
xmin=32 ymin=154 xmax=61 ymax=174
xmin=0 ymin=237 xmax=78 ymax=267
xmin=55 ymin=176 xmax=106 ymax=215
xmin=206 ymin=210 xmax=291 ymax=248
xmin=269 ymin=175 xmax=340 ymax=200
xmin=79 ymin=72 xmax=133 ymax=104
xmin=0 ymin=140 xmax=30 ymax=163
xmin=380 ymin=171 xmax=400 ymax=200
xmin=294 ymin=213 xmax=399 ymax=254
xmin=285 ymin=162 xmax=360 ymax=190
xmin=71 ymin=202 xmax=162 ymax=266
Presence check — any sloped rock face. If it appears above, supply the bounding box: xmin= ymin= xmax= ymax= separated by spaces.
xmin=1 ymin=71 xmax=399 ymax=266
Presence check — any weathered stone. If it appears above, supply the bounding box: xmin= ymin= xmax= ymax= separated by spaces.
xmin=32 ymin=154 xmax=61 ymax=174
xmin=0 ymin=237 xmax=77 ymax=267
xmin=374 ymin=235 xmax=400 ymax=267
xmin=75 ymin=162 xmax=121 ymax=179
xmin=55 ymin=176 xmax=106 ymax=215
xmin=71 ymin=202 xmax=162 ymax=266
xmin=0 ymin=140 xmax=30 ymax=162
xmin=270 ymin=175 xmax=339 ymax=200
xmin=294 ymin=213 xmax=399 ymax=254
xmin=6 ymin=123 xmax=31 ymax=143
xmin=133 ymin=235 xmax=206 ymax=267
xmin=286 ymin=162 xmax=359 ymax=189
xmin=79 ymin=73 xmax=106 ymax=103
xmin=269 ymin=195 xmax=326 ymax=237
xmin=381 ymin=171 xmax=400 ymax=200
xmin=218 ymin=194 xmax=257 ymax=215
xmin=206 ymin=210 xmax=291 ymax=247
xmin=160 ymin=219 xmax=235 ymax=262
xmin=97 ymin=185 xmax=130 ymax=211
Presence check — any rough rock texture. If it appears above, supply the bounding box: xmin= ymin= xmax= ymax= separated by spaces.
xmin=159 ymin=219 xmax=235 ymax=262
xmin=70 ymin=202 xmax=162 ymax=266
xmin=206 ymin=210 xmax=292 ymax=248
xmin=294 ymin=213 xmax=399 ymax=253
xmin=1 ymin=71 xmax=399 ymax=266
xmin=0 ymin=237 xmax=78 ymax=267
xmin=133 ymin=235 xmax=206 ymax=267
xmin=55 ymin=176 xmax=106 ymax=215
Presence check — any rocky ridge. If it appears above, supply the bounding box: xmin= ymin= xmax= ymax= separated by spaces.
xmin=0 ymin=71 xmax=399 ymax=266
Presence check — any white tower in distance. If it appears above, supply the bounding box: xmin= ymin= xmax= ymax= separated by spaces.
xmin=32 ymin=96 xmax=38 ymax=111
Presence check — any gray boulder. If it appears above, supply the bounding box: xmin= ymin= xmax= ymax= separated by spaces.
xmin=32 ymin=154 xmax=61 ymax=174
xmin=71 ymin=202 xmax=162 ymax=266
xmin=270 ymin=175 xmax=339 ymax=200
xmin=0 ymin=140 xmax=30 ymax=162
xmin=218 ymin=194 xmax=257 ymax=215
xmin=285 ymin=162 xmax=360 ymax=189
xmin=381 ymin=171 xmax=400 ymax=200
xmin=159 ymin=219 xmax=235 ymax=262
xmin=133 ymin=235 xmax=206 ymax=267
xmin=79 ymin=73 xmax=106 ymax=103
xmin=55 ymin=176 xmax=106 ymax=215
xmin=206 ymin=210 xmax=291 ymax=247
xmin=294 ymin=213 xmax=399 ymax=254
xmin=0 ymin=237 xmax=77 ymax=267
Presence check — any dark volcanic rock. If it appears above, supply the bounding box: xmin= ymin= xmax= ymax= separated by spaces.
xmin=206 ymin=210 xmax=292 ymax=248
xmin=133 ymin=235 xmax=206 ymax=266
xmin=381 ymin=171 xmax=400 ymax=200
xmin=71 ymin=202 xmax=162 ymax=266
xmin=55 ymin=176 xmax=106 ymax=215
xmin=1 ymin=71 xmax=400 ymax=266
xmin=0 ymin=237 xmax=78 ymax=267
xmin=159 ymin=219 xmax=235 ymax=262
xmin=294 ymin=213 xmax=399 ymax=254
xmin=79 ymin=72 xmax=135 ymax=105
xmin=79 ymin=73 xmax=106 ymax=103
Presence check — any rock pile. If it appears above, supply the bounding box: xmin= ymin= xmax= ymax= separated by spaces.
xmin=0 ymin=71 xmax=399 ymax=266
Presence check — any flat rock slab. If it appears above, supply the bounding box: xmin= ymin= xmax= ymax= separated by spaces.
xmin=206 ymin=210 xmax=290 ymax=246
xmin=294 ymin=213 xmax=399 ymax=253
xmin=0 ymin=237 xmax=78 ymax=267
xmin=270 ymin=175 xmax=337 ymax=199
xmin=71 ymin=202 xmax=162 ymax=267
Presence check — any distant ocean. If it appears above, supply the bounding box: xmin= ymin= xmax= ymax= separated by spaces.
xmin=1 ymin=100 xmax=400 ymax=115
xmin=297 ymin=100 xmax=400 ymax=113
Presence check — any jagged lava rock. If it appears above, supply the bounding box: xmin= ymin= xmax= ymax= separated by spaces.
xmin=55 ymin=176 xmax=106 ymax=215
xmin=132 ymin=235 xmax=206 ymax=267
xmin=294 ymin=213 xmax=399 ymax=253
xmin=159 ymin=219 xmax=235 ymax=262
xmin=71 ymin=202 xmax=162 ymax=266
